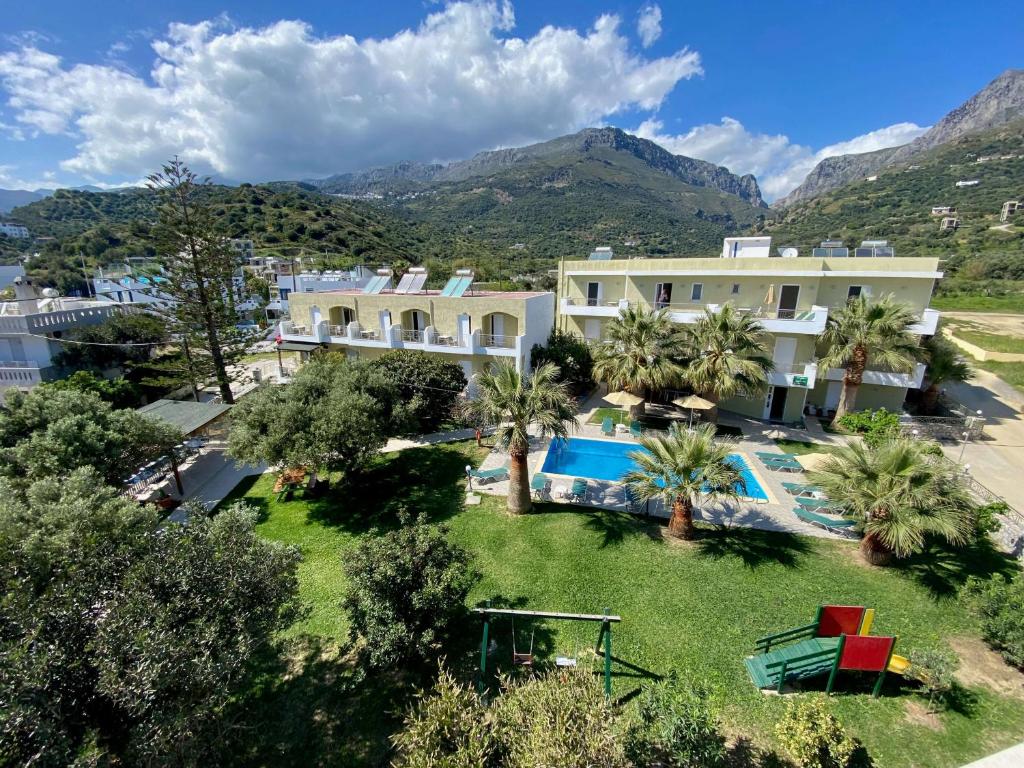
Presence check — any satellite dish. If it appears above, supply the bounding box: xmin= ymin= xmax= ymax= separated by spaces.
xmin=781 ymin=247 xmax=799 ymax=258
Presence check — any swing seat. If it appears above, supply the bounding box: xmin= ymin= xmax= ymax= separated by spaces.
xmin=555 ymin=655 xmax=577 ymax=668
xmin=513 ymin=652 xmax=534 ymax=667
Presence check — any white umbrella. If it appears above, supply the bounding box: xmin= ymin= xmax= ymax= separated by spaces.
xmin=796 ymin=452 xmax=832 ymax=472
xmin=604 ymin=390 xmax=644 ymax=407
xmin=672 ymin=394 xmax=714 ymax=427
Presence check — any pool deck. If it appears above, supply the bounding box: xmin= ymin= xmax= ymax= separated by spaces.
xmin=469 ymin=393 xmax=855 ymax=541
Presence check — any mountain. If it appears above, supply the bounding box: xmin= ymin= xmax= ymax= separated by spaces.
xmin=0 ymin=189 xmax=46 ymax=214
xmin=300 ymin=127 xmax=769 ymax=260
xmin=779 ymin=69 xmax=1024 ymax=207
xmin=762 ymin=120 xmax=1024 ymax=257
xmin=313 ymin=127 xmax=767 ymax=208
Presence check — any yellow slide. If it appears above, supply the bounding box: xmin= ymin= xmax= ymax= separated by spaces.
xmin=888 ymin=654 xmax=911 ymax=675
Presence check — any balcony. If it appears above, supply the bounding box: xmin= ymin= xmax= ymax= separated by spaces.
xmin=328 ymin=324 xmax=347 ymax=338
xmin=479 ymin=333 xmax=516 ymax=349
xmin=823 ymin=362 xmax=927 ymax=389
xmin=0 ymin=361 xmax=44 ymax=390
xmin=560 ymin=297 xmax=628 ymax=317
xmin=400 ymin=329 xmax=425 ymax=344
xmin=910 ymin=308 xmax=940 ymax=336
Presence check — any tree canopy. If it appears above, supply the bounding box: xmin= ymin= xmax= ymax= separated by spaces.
xmin=373 ymin=350 xmax=466 ymax=434
xmin=0 ymin=472 xmax=300 ymax=765
xmin=0 ymin=387 xmax=182 ymax=487
xmin=228 ymin=352 xmax=405 ymax=479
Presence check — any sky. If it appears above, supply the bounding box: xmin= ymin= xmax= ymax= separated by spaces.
xmin=0 ymin=1 xmax=1020 ymax=201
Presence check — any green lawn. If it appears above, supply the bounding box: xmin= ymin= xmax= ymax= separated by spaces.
xmin=586 ymin=406 xmax=630 ymax=425
xmin=931 ymin=294 xmax=1024 ymax=313
xmin=220 ymin=441 xmax=1024 ymax=768
xmin=773 ymin=439 xmax=836 ymax=456
xmin=976 ymin=359 xmax=1024 ymax=393
xmin=946 ymin=322 xmax=1024 ymax=354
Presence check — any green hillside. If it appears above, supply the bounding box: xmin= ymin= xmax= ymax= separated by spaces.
xmin=395 ymin=145 xmax=766 ymax=259
xmin=5 ymin=185 xmax=505 ymax=294
xmin=763 ymin=122 xmax=1024 ymax=257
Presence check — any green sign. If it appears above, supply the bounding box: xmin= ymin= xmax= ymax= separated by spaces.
xmin=792 ymin=375 xmax=809 ymax=387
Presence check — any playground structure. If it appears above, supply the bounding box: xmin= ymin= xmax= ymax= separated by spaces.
xmin=745 ymin=605 xmax=910 ymax=697
xmin=474 ymin=606 xmax=621 ymax=696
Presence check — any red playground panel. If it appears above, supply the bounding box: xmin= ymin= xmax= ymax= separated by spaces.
xmin=818 ymin=605 xmax=865 ymax=637
xmin=839 ymin=635 xmax=895 ymax=672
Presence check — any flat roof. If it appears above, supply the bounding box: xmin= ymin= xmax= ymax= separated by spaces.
xmin=137 ymin=399 xmax=231 ymax=435
xmin=293 ymin=288 xmax=549 ymax=299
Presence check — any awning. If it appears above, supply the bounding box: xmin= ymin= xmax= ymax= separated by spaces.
xmin=276 ymin=340 xmax=325 ymax=352
xmin=137 ymin=399 xmax=231 ymax=436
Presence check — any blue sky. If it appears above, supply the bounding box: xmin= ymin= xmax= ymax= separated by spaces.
xmin=0 ymin=1 xmax=1020 ymax=199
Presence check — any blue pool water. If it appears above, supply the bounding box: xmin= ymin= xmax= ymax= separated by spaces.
xmin=540 ymin=437 xmax=768 ymax=501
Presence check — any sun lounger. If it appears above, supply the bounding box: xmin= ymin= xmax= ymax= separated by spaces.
xmin=782 ymin=482 xmax=821 ymax=496
xmin=624 ymin=485 xmax=647 ymax=514
xmin=793 ymin=507 xmax=857 ymax=535
xmin=531 ymin=472 xmax=552 ymax=499
xmin=602 ymin=416 xmax=615 ymax=436
xmin=562 ymin=477 xmax=589 ymax=503
xmin=630 ymin=421 xmax=643 ymax=439
xmin=795 ymin=496 xmax=842 ymax=512
xmin=469 ymin=465 xmax=509 ymax=484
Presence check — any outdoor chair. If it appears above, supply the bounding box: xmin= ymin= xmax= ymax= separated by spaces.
xmin=782 ymin=482 xmax=821 ymax=496
xmin=469 ymin=465 xmax=510 ymax=484
xmin=601 ymin=416 xmax=615 ymax=437
xmin=629 ymin=421 xmax=643 ymax=439
xmin=795 ymin=496 xmax=842 ymax=512
xmin=793 ymin=507 xmax=857 ymax=536
xmin=562 ymin=477 xmax=589 ymax=503
xmin=530 ymin=472 xmax=552 ymax=500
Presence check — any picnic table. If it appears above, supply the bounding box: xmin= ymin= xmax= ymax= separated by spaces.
xmin=273 ymin=467 xmax=308 ymax=500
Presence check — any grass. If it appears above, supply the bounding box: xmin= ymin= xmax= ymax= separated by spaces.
xmin=773 ymin=439 xmax=836 ymax=456
xmin=976 ymin=359 xmax=1024 ymax=393
xmin=220 ymin=440 xmax=1024 ymax=768
xmin=945 ymin=323 xmax=1024 ymax=355
xmin=586 ymin=406 xmax=630 ymax=425
xmin=930 ymin=294 xmax=1024 ymax=313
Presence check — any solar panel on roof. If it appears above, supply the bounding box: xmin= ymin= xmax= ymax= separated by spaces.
xmin=450 ymin=276 xmax=473 ymax=297
xmin=393 ymin=273 xmax=416 ymax=294
xmin=588 ymin=250 xmax=613 ymax=261
xmin=363 ymin=275 xmax=388 ymax=294
xmin=407 ymin=273 xmax=428 ymax=293
xmin=440 ymin=277 xmax=460 ymax=297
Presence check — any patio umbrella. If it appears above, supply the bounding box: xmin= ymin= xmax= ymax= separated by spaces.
xmin=764 ymin=284 xmax=775 ymax=305
xmin=796 ymin=452 xmax=832 ymax=472
xmin=672 ymin=394 xmax=714 ymax=427
xmin=605 ymin=390 xmax=644 ymax=407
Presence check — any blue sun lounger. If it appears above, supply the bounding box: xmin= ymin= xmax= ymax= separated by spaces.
xmin=469 ymin=465 xmax=509 ymax=484
xmin=793 ymin=507 xmax=857 ymax=536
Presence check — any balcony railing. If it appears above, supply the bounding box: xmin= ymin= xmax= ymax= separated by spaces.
xmin=401 ymin=329 xmax=425 ymax=343
xmin=480 ymin=333 xmax=516 ymax=349
xmin=328 ymin=324 xmax=347 ymax=337
xmin=432 ymin=333 xmax=462 ymax=347
xmin=289 ymin=324 xmax=308 ymax=335
xmin=358 ymin=329 xmax=379 ymax=341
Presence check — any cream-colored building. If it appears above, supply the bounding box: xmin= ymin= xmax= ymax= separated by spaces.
xmin=279 ymin=270 xmax=554 ymax=378
xmin=557 ymin=238 xmax=941 ymax=422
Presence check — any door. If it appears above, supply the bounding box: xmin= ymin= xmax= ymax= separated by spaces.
xmin=825 ymin=381 xmax=843 ymax=412
xmin=777 ymin=285 xmax=800 ymax=319
xmin=409 ymin=310 xmax=426 ymax=331
xmin=654 ymin=282 xmax=672 ymax=309
xmin=584 ymin=319 xmax=602 ymax=340
xmin=586 ymin=282 xmax=602 ymax=307
xmin=772 ymin=337 xmax=797 ymax=372
xmin=489 ymin=314 xmax=504 ymax=337
xmin=768 ymin=386 xmax=788 ymax=421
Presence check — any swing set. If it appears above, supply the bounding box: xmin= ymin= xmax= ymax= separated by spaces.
xmin=474 ymin=605 xmax=622 ymax=696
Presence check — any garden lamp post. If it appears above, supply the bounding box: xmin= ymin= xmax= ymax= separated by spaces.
xmin=958 ymin=431 xmax=970 ymax=464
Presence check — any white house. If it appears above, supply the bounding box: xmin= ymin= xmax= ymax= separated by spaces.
xmin=0 ymin=222 xmax=29 ymax=239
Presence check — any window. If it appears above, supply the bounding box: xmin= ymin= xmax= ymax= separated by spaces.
xmin=691 ymin=283 xmax=704 ymax=301
xmin=586 ymin=282 xmax=602 ymax=307
xmin=654 ymin=282 xmax=672 ymax=309
xmin=279 ymin=288 xmax=291 ymax=300
xmin=847 ymin=286 xmax=863 ymax=300
xmin=731 ymin=283 xmax=740 ymax=295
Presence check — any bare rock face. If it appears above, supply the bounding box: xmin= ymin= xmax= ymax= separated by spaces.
xmin=778 ymin=69 xmax=1024 ymax=208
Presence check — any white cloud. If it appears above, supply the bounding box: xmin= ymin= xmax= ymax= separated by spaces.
xmin=637 ymin=4 xmax=662 ymax=48
xmin=634 ymin=117 xmax=927 ymax=201
xmin=0 ymin=1 xmax=701 ymax=183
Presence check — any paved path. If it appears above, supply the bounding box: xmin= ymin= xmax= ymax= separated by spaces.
xmin=164 ymin=446 xmax=266 ymax=523
xmin=960 ymin=742 xmax=1024 ymax=768
xmin=383 ymin=426 xmax=495 ymax=453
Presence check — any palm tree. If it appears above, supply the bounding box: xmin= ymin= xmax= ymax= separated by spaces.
xmin=809 ymin=438 xmax=973 ymax=566
xmin=920 ymin=334 xmax=972 ymax=414
xmin=591 ymin=306 xmax=685 ymax=418
xmin=681 ymin=303 xmax=774 ymax=422
xmin=469 ymin=361 xmax=578 ymax=515
xmin=623 ymin=424 xmax=743 ymax=539
xmin=818 ymin=294 xmax=921 ymax=419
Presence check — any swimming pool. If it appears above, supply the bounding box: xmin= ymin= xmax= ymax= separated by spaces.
xmin=540 ymin=437 xmax=768 ymax=501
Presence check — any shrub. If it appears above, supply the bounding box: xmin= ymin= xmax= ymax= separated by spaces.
xmin=836 ymin=407 xmax=900 ymax=447
xmin=775 ymin=696 xmax=857 ymax=768
xmin=962 ymin=572 xmax=1024 ymax=668
xmin=972 ymin=501 xmax=1005 ymax=538
xmin=374 ymin=350 xmax=467 ymax=433
xmin=624 ymin=675 xmax=727 ymax=767
xmin=530 ymin=328 xmax=594 ymax=391
xmin=391 ymin=666 xmax=493 ymax=768
xmin=342 ymin=515 xmax=477 ymax=668
xmin=909 ymin=647 xmax=959 ymax=712
xmin=492 ymin=668 xmax=629 ymax=768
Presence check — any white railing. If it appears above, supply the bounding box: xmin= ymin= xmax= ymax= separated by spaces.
xmin=480 ymin=333 xmax=516 ymax=349
xmin=401 ymin=329 xmax=425 ymax=343
xmin=289 ymin=324 xmax=308 ymax=335
xmin=328 ymin=324 xmax=347 ymax=337
xmin=566 ymin=297 xmax=622 ymax=307
xmin=358 ymin=329 xmax=379 ymax=340
xmin=432 ymin=333 xmax=461 ymax=347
